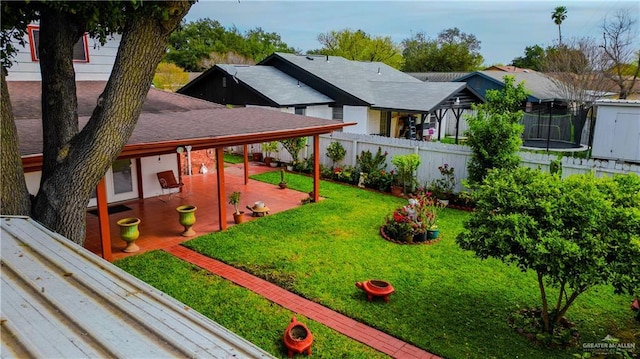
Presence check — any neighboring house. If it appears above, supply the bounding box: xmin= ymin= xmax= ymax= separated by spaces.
xmin=454 ymin=71 xmax=565 ymax=106
xmin=7 ymin=24 xmax=119 ymax=81
xmin=178 ymin=52 xmax=484 ymax=141
xmin=454 ymin=71 xmax=594 ymax=149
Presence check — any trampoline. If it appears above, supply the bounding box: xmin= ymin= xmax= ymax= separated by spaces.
xmin=520 ymin=110 xmax=590 ymax=152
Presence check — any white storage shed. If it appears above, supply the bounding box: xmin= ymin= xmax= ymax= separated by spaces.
xmin=591 ymin=100 xmax=640 ymax=163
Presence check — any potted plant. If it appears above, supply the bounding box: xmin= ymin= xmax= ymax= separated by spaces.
xmin=251 ymin=144 xmax=263 ymax=162
xmin=391 ymin=153 xmax=421 ymax=195
xmin=389 ymin=171 xmax=403 ymax=196
xmin=279 ymin=169 xmax=288 ymax=189
xmin=326 ymin=141 xmax=346 ymax=168
xmin=263 ymin=141 xmax=279 ymax=167
xmin=228 ymin=191 xmax=244 ymax=224
xmin=175 ymin=205 xmax=197 ymax=237
xmin=429 ymin=163 xmax=455 ymax=204
xmin=116 ymin=217 xmax=141 ymax=252
xmin=280 ymin=137 xmax=307 ymax=169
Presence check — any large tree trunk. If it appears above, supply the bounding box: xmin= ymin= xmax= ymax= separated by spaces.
xmin=31 ymin=2 xmax=192 ymax=245
xmin=1 ymin=70 xmax=31 ymax=215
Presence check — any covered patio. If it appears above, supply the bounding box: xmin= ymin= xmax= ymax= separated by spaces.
xmin=11 ymin=81 xmax=354 ymax=262
xmin=84 ymin=162 xmax=305 ymax=261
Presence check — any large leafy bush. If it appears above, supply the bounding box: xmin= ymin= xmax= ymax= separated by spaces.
xmin=457 ymin=168 xmax=640 ymax=336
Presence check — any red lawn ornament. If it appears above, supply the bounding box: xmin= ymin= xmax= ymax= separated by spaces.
xmin=356 ymin=279 xmax=395 ymax=302
xmin=283 ymin=316 xmax=313 ymax=358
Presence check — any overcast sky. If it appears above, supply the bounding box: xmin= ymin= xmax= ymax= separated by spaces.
xmin=184 ymin=0 xmax=639 ymax=66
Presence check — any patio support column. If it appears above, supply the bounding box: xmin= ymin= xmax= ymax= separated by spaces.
xmin=216 ymin=146 xmax=227 ymax=231
xmin=243 ymin=144 xmax=249 ymax=185
xmin=96 ymin=177 xmax=112 ymax=261
xmin=453 ymin=107 xmax=463 ymax=144
xmin=312 ymin=134 xmax=320 ymax=203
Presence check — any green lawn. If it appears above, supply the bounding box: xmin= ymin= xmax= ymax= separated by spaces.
xmin=223 ymin=153 xmax=245 ymax=164
xmin=115 ymin=171 xmax=639 ymax=359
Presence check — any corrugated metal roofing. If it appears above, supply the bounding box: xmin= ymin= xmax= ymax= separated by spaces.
xmin=216 ymin=64 xmax=333 ymax=106
xmin=0 ymin=216 xmax=275 ymax=359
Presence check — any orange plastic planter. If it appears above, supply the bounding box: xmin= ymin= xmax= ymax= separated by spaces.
xmin=283 ymin=316 xmax=313 ymax=358
xmin=356 ymin=279 xmax=395 ymax=302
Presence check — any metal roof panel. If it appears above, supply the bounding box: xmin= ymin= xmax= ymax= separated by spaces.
xmin=0 ymin=216 xmax=276 ymax=359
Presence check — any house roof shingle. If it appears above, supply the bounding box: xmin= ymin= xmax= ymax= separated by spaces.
xmin=454 ymin=71 xmax=565 ymax=101
xmin=8 ymin=81 xmax=351 ymax=159
xmin=216 ymin=64 xmax=333 ymax=106
xmin=406 ymin=72 xmax=471 ymax=82
xmin=265 ymin=53 xmax=423 ymax=105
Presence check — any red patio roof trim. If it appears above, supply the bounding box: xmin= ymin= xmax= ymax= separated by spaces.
xmin=21 ymin=123 xmax=355 ymax=171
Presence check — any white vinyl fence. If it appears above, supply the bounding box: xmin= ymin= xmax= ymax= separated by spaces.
xmin=236 ymin=132 xmax=640 ymax=192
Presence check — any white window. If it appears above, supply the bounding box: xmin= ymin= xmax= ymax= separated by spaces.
xmin=27 ymin=25 xmax=89 ymax=63
xmin=295 ymin=107 xmax=306 ymax=115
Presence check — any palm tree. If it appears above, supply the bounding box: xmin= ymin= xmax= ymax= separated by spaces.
xmin=551 ymin=6 xmax=568 ymax=46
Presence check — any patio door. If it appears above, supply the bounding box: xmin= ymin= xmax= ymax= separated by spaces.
xmin=88 ymin=159 xmax=139 ymax=207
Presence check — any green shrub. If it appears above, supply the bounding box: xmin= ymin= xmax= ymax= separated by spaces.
xmin=465 ymin=75 xmax=527 ymax=185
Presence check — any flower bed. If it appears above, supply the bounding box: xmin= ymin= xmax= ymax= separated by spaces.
xmin=380 ymin=225 xmax=441 ymax=245
xmin=381 ymin=188 xmax=445 ymax=244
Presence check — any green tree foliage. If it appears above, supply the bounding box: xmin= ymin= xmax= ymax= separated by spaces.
xmin=153 ymin=62 xmax=189 ymax=91
xmin=164 ymin=19 xmax=296 ymax=71
xmin=510 ymin=45 xmax=547 ymax=71
xmin=457 ymin=167 xmax=640 ymax=335
xmin=309 ymin=29 xmax=404 ymax=69
xmin=1 ymin=1 xmax=192 ymax=244
xmin=279 ymin=137 xmax=307 ymax=164
xmin=401 ymin=28 xmax=483 ymax=72
xmin=464 ymin=76 xmax=527 ymax=185
xmin=551 ymin=6 xmax=568 ymax=45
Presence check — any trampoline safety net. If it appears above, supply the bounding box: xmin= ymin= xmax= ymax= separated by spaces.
xmin=521 ymin=111 xmax=587 ymax=149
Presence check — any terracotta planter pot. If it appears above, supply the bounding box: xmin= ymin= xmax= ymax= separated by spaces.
xmin=252 ymin=153 xmax=263 ymax=161
xmin=176 ymin=205 xmax=197 ymax=237
xmin=390 ymin=185 xmax=403 ymax=197
xmin=283 ymin=316 xmax=313 ymax=358
xmin=116 ymin=217 xmax=140 ymax=253
xmin=233 ymin=211 xmax=245 ymax=224
xmin=355 ymin=279 xmax=395 ymax=302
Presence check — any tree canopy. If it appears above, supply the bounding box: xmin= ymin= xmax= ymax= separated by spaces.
xmin=464 ymin=76 xmax=527 ymax=185
xmin=401 ymin=28 xmax=483 ymax=72
xmin=309 ymin=29 xmax=404 ymax=69
xmin=457 ymin=167 xmax=640 ymax=337
xmin=600 ymin=9 xmax=640 ymax=99
xmin=510 ymin=44 xmax=547 ymax=71
xmin=164 ymin=18 xmax=296 ymax=71
xmin=551 ymin=6 xmax=568 ymax=46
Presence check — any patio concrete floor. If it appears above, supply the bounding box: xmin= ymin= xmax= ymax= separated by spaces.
xmin=85 ymin=161 xmax=308 ymax=261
